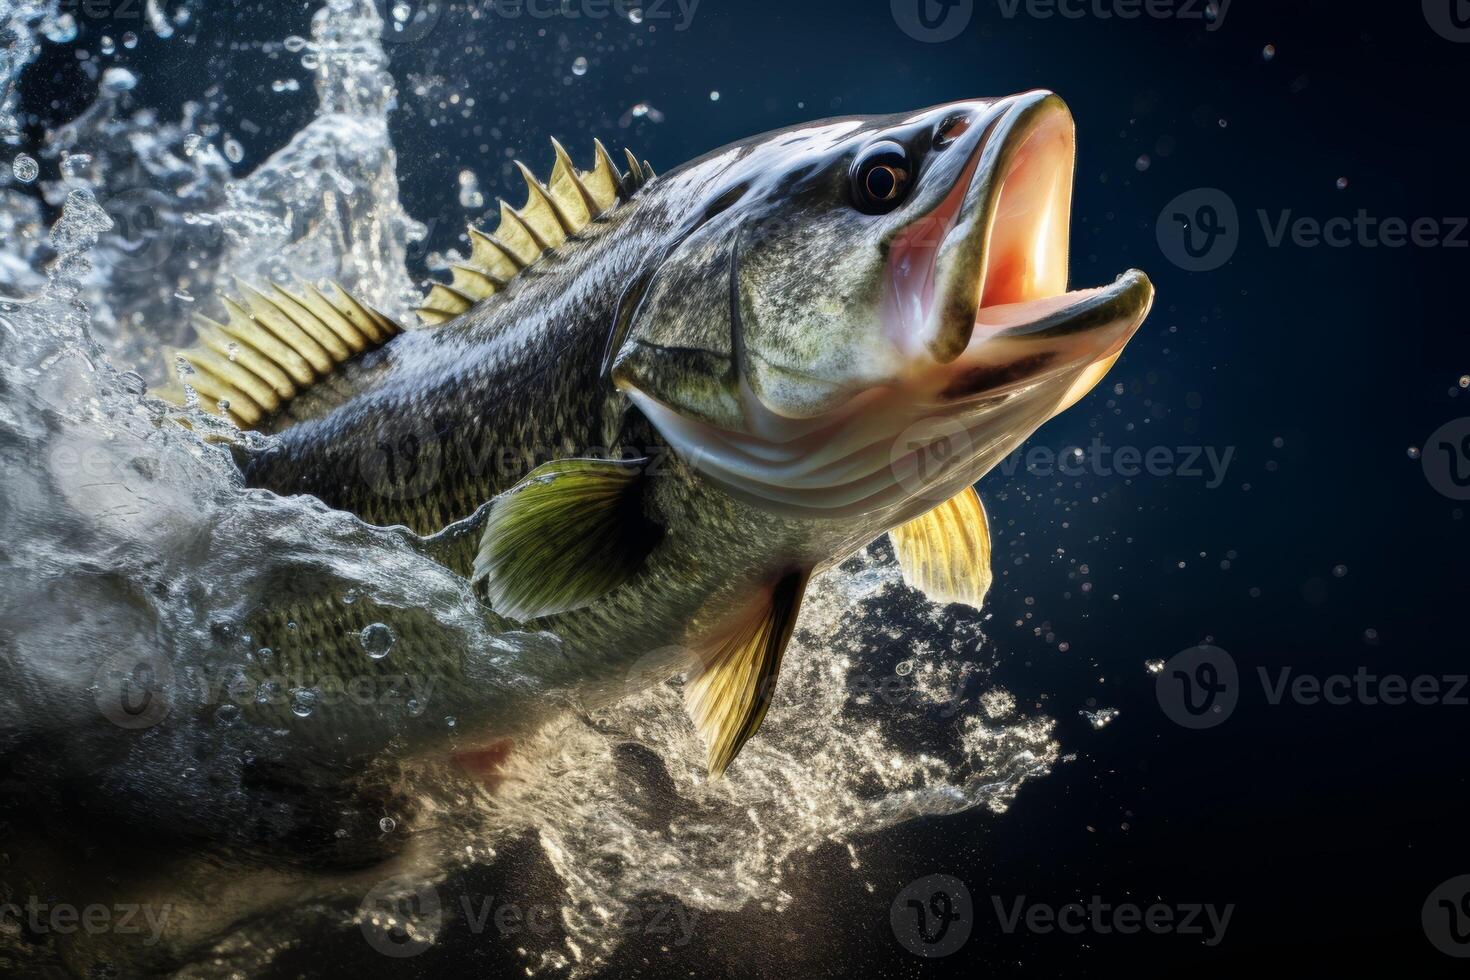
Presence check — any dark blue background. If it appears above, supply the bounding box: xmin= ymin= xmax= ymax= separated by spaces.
xmin=19 ymin=0 xmax=1470 ymax=975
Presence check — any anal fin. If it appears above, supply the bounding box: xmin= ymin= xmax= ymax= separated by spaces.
xmin=888 ymin=486 xmax=993 ymax=609
xmin=684 ymin=570 xmax=809 ymax=778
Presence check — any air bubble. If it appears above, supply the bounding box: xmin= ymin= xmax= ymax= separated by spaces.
xmin=360 ymin=622 xmax=396 ymax=659
xmin=572 ymin=56 xmax=588 ymax=76
xmin=11 ymin=154 xmax=38 ymax=184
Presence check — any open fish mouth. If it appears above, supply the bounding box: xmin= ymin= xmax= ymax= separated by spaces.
xmin=628 ymin=92 xmax=1154 ymax=521
xmin=887 ymin=90 xmax=1154 ymax=403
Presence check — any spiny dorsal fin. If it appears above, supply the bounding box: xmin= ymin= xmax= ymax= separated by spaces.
xmin=888 ymin=486 xmax=993 ymax=609
xmin=154 ymin=280 xmax=402 ymax=430
xmin=417 ymin=138 xmax=651 ymax=326
xmin=471 ymin=457 xmax=662 ymax=621
xmin=684 ymin=571 xmax=809 ymax=778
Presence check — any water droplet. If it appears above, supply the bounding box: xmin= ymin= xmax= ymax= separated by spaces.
xmin=1332 ymin=564 xmax=1347 ymax=578
xmin=217 ymin=398 xmax=231 ymax=414
xmin=406 ymin=698 xmax=426 ymax=717
xmin=628 ymin=7 xmax=645 ymax=23
xmin=11 ymin=154 xmax=38 ymax=184
xmin=100 ymin=35 xmax=116 ymax=55
xmin=271 ymin=78 xmax=301 ymax=93
xmin=1080 ymin=707 xmax=1120 ymax=729
xmin=571 ymin=56 xmax=588 ymax=76
xmin=1335 ymin=176 xmax=1348 ymax=190
xmin=43 ymin=13 xmax=77 ymax=43
xmin=1145 ymin=659 xmax=1165 ymax=674
xmin=445 ymin=716 xmax=456 ymax=728
xmin=283 ymin=35 xmax=309 ymax=53
xmin=1134 ymin=154 xmax=1151 ymax=172
xmin=122 ymin=32 xmax=139 ymax=49
xmin=226 ymin=342 xmax=240 ymax=362
xmin=223 ymin=139 xmax=244 ymax=164
xmin=290 ymin=688 xmax=318 ymax=718
xmin=1262 ymin=44 xmax=1276 ymax=61
xmin=895 ymin=660 xmax=914 ymax=676
xmin=379 ymin=816 xmax=396 ymax=833
xmin=457 ymin=169 xmax=483 ymax=209
xmin=359 ymin=622 xmax=396 ymax=659
xmin=1459 ymin=375 xmax=1469 ymax=389
xmin=100 ymin=67 xmax=138 ymax=96
xmin=1407 ymin=446 xmax=1421 ymax=460
xmin=393 ymin=1 xmax=411 ymax=23
xmin=710 ymin=91 xmax=721 ymax=102
xmin=215 ymin=703 xmax=240 ymax=725
xmin=60 ymin=154 xmax=92 ymax=179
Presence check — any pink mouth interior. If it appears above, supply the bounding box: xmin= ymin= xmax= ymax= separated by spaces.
xmin=886 ymin=108 xmax=1078 ymax=358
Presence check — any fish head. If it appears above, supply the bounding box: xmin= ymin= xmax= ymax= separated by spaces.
xmin=612 ymin=91 xmax=1154 ymax=529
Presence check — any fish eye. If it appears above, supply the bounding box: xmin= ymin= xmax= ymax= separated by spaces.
xmin=849 ymin=141 xmax=912 ymax=214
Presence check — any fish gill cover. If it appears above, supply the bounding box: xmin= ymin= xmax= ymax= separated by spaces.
xmin=0 ymin=1 xmax=1057 ymax=974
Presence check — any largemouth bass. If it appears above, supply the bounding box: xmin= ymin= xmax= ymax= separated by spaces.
xmin=159 ymin=89 xmax=1153 ymax=781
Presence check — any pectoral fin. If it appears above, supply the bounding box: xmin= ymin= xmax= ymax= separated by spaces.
xmin=472 ymin=458 xmax=661 ymax=621
xmin=888 ymin=486 xmax=992 ymax=609
xmin=684 ymin=570 xmax=809 ymax=778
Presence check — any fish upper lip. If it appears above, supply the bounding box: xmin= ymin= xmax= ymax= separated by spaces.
xmin=887 ymin=91 xmax=1152 ymax=371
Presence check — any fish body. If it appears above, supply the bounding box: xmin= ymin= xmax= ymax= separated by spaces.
xmin=168 ymin=90 xmax=1153 ymax=778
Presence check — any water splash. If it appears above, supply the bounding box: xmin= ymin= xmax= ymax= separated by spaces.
xmin=0 ymin=3 xmax=1059 ymax=975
